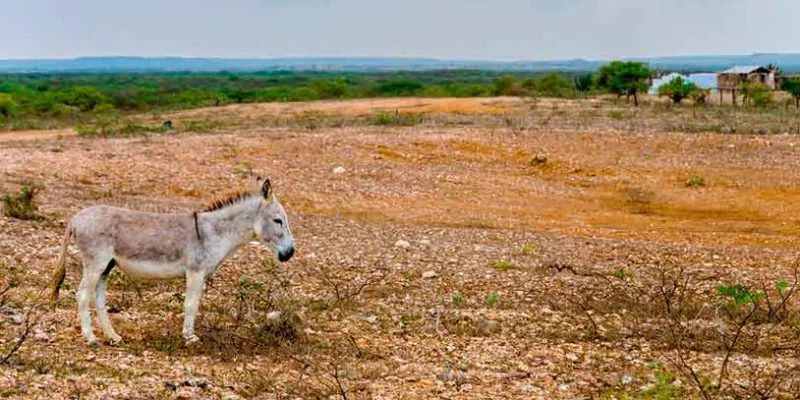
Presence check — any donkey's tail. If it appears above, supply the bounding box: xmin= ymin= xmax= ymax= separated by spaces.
xmin=48 ymin=222 xmax=73 ymax=306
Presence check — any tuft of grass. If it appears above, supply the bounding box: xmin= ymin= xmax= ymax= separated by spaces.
xmin=451 ymin=294 xmax=463 ymax=308
xmin=527 ymin=154 xmax=548 ymax=166
xmin=612 ymin=268 xmax=634 ymax=279
xmin=607 ymin=110 xmax=625 ymax=120
xmin=373 ymin=111 xmax=424 ymax=126
xmin=522 ymin=245 xmax=536 ymax=255
xmin=685 ymin=175 xmax=706 ymax=188
xmin=492 ymin=261 xmax=517 ymax=271
xmin=485 ymin=292 xmax=500 ymax=308
xmin=2 ymin=183 xmax=43 ymax=220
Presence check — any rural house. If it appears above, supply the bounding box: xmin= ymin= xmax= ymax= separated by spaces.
xmin=716 ymin=65 xmax=776 ymax=103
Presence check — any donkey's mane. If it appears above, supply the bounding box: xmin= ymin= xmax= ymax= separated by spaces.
xmin=203 ymin=191 xmax=255 ymax=212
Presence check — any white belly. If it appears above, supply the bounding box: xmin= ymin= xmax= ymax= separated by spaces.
xmin=115 ymin=256 xmax=186 ymax=280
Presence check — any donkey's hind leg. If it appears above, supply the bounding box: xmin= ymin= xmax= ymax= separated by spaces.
xmin=95 ymin=260 xmax=122 ymax=345
xmin=77 ymin=256 xmax=110 ymax=346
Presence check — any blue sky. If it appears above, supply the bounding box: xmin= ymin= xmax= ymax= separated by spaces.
xmin=0 ymin=0 xmax=797 ymax=60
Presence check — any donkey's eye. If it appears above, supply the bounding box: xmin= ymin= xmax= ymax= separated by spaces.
xmin=273 ymin=218 xmax=283 ymax=226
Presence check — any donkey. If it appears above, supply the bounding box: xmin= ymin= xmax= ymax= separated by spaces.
xmin=49 ymin=178 xmax=294 ymax=346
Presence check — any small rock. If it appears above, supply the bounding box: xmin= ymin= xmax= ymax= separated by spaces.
xmin=558 ymin=384 xmax=569 ymax=391
xmin=419 ymin=239 xmax=431 ymax=245
xmin=460 ymin=383 xmax=473 ymax=390
xmin=422 ymin=271 xmax=438 ymax=279
xmin=621 ymin=375 xmax=634 ymax=385
xmin=394 ymin=240 xmax=411 ymax=249
xmin=332 ymin=166 xmax=346 ymax=174
xmin=361 ymin=315 xmax=378 ymax=324
xmin=566 ymin=353 xmax=578 ymax=362
xmin=521 ymin=384 xmax=536 ymax=392
xmin=266 ymin=311 xmax=282 ymax=320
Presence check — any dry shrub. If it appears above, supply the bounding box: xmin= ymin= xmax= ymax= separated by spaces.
xmin=545 ymin=259 xmax=800 ymax=398
xmin=2 ymin=183 xmax=43 ymax=220
xmin=194 ymin=259 xmax=305 ymax=359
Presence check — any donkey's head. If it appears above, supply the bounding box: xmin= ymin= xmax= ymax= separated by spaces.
xmin=255 ymin=179 xmax=295 ymax=262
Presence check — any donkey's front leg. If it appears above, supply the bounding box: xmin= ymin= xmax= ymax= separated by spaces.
xmin=182 ymin=270 xmax=206 ymax=344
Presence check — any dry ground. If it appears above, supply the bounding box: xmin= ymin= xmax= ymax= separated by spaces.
xmin=2 ymin=97 xmax=800 ymax=399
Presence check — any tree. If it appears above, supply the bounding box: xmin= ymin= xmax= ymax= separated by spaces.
xmin=59 ymin=86 xmax=107 ymax=112
xmin=573 ymin=74 xmax=594 ymax=92
xmin=520 ymin=73 xmax=573 ymax=98
xmin=595 ymin=61 xmax=653 ymax=106
xmin=782 ymin=77 xmax=800 ymax=108
xmin=658 ymin=77 xmax=697 ymax=104
xmin=493 ymin=75 xmax=518 ymax=96
xmin=377 ymin=80 xmax=424 ymax=97
xmin=0 ymin=93 xmax=18 ymax=118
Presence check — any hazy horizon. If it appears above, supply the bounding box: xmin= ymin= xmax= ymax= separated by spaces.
xmin=1 ymin=0 xmax=798 ymax=60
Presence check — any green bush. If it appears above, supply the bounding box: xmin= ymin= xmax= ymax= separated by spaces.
xmin=493 ymin=75 xmax=518 ymax=96
xmin=60 ymin=86 xmax=108 ymax=112
xmin=0 ymin=93 xmax=18 ymax=118
xmin=741 ymin=82 xmax=773 ymax=107
xmin=658 ymin=77 xmax=697 ymax=104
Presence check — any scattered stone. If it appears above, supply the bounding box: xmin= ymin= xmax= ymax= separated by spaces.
xmin=361 ymin=315 xmax=378 ymax=324
xmin=266 ymin=311 xmax=282 ymax=320
xmin=566 ymin=353 xmax=579 ymax=362
xmin=394 ymin=240 xmax=411 ymax=249
xmin=422 ymin=270 xmax=438 ymax=279
xmin=558 ymin=384 xmax=569 ymax=391
xmin=621 ymin=375 xmax=634 ymax=385
xmin=332 ymin=166 xmax=346 ymax=174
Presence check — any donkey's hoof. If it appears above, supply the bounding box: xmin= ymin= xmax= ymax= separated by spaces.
xmin=87 ymin=339 xmax=100 ymax=348
xmin=184 ymin=334 xmax=200 ymax=345
xmin=108 ymin=335 xmax=124 ymax=346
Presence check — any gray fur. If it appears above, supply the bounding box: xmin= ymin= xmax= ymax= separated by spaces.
xmin=51 ymin=179 xmax=294 ymax=346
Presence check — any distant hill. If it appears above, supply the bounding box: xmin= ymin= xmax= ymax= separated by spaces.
xmin=2 ymin=54 xmax=800 ymax=73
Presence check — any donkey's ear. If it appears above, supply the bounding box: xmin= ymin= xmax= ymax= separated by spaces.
xmin=261 ymin=179 xmax=273 ymax=200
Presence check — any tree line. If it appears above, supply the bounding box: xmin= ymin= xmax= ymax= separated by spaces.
xmin=4 ymin=62 xmax=800 ymax=126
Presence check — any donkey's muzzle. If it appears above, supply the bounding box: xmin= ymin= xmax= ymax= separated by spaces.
xmin=278 ymin=246 xmax=295 ymax=262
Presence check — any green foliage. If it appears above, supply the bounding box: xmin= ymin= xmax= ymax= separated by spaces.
xmin=521 ymin=73 xmax=575 ymax=97
xmin=689 ymin=87 xmax=711 ymax=105
xmin=522 ymin=245 xmax=536 ymax=255
xmin=485 ymin=292 xmax=500 ymax=308
xmin=373 ymin=111 xmax=424 ymax=126
xmin=60 ymin=86 xmax=108 ymax=112
xmin=612 ymin=268 xmax=634 ymax=279
xmin=493 ymin=75 xmax=518 ymax=96
xmin=740 ymin=81 xmax=773 ymax=107
xmin=492 ymin=261 xmax=517 ymax=271
xmin=574 ymin=74 xmax=594 ymax=92
xmin=685 ymin=176 xmax=706 ymax=187
xmin=717 ymin=284 xmax=766 ymax=307
xmin=2 ymin=183 xmax=43 ymax=220
xmin=451 ymin=294 xmax=463 ymax=307
xmin=658 ymin=77 xmax=697 ymax=104
xmin=776 ymin=280 xmax=789 ymax=296
xmin=377 ymin=79 xmax=424 ymax=96
xmin=0 ymin=70 xmax=593 ymax=126
xmin=782 ymin=77 xmax=800 ymax=107
xmin=0 ymin=93 xmax=18 ymax=118
xmin=595 ymin=61 xmax=652 ymax=106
